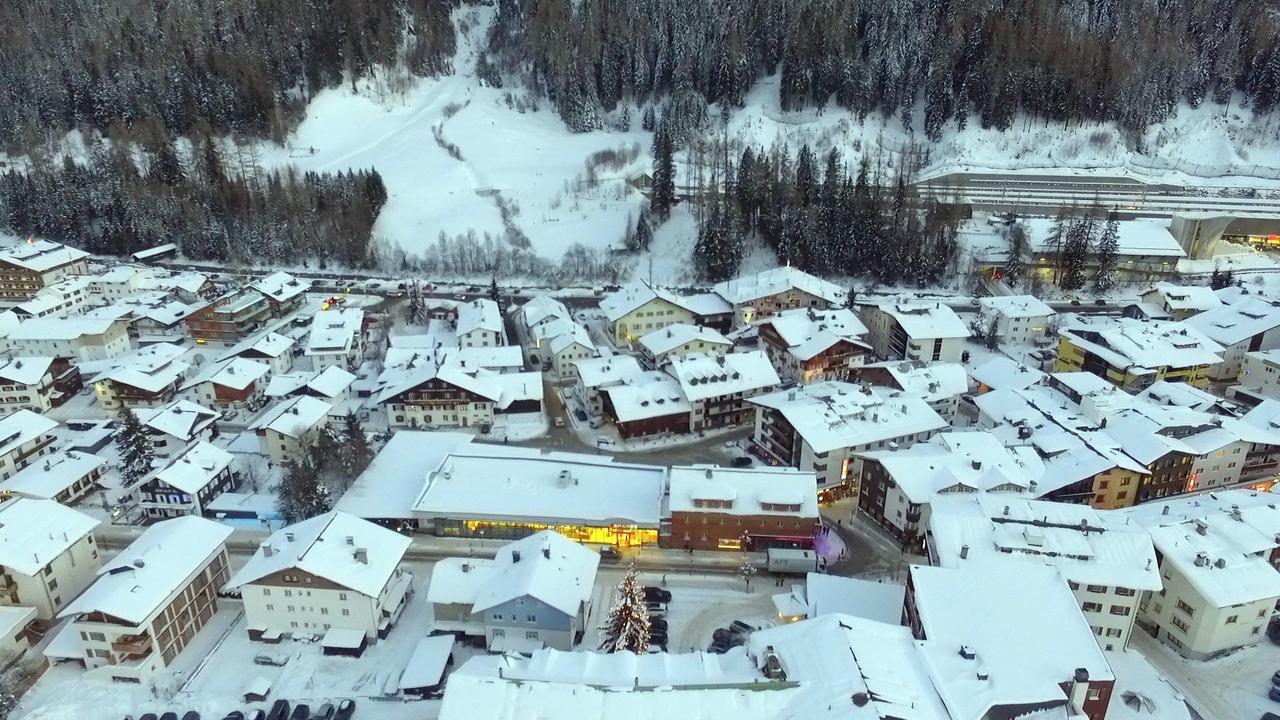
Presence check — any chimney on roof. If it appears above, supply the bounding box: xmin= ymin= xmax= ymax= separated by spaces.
xmin=1214 ymin=557 xmax=1227 ymax=569
xmin=1230 ymin=505 xmax=1243 ymax=521
xmin=1003 ymin=505 xmax=1010 ymax=516
xmin=345 ymin=535 xmax=355 ymax=545
xmin=1194 ymin=519 xmax=1209 ymax=536
xmin=354 ymin=547 xmax=368 ymax=564
xmin=512 ymin=550 xmax=522 ymax=563
xmin=958 ymin=645 xmax=976 ymax=660
xmin=461 ymin=562 xmax=471 ymax=573
xmin=262 ymin=542 xmax=274 ymax=557
xmin=285 ymin=532 xmax=295 ymax=542
xmin=705 ymin=468 xmax=713 ymax=479
xmin=850 ymin=692 xmax=869 ymax=707
xmin=959 ymin=544 xmax=969 ymax=560
xmin=971 ymin=459 xmax=982 ymax=471
xmin=1162 ymin=505 xmax=1170 ymax=516
xmin=543 ymin=545 xmax=551 ymax=560
xmin=1194 ymin=551 xmax=1210 ymax=567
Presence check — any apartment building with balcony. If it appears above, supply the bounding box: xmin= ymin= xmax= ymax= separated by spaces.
xmin=93 ymin=343 xmax=190 ymax=411
xmin=7 ymin=316 xmax=131 ymax=363
xmin=51 ymin=516 xmax=232 ymax=681
xmin=186 ymin=289 xmax=271 ymax=343
xmin=0 ymin=356 xmax=58 ymax=413
xmin=218 ymin=330 xmax=296 ymax=376
xmin=859 ymin=299 xmax=970 ymax=363
xmin=0 ymin=449 xmax=106 ymax=504
xmin=1057 ymin=316 xmax=1224 ymax=391
xmin=250 ymin=271 xmax=308 ymax=318
xmin=141 ymin=399 xmax=220 ymax=458
xmin=1186 ymin=295 xmax=1280 ymax=381
xmin=0 ymin=499 xmax=100 ymax=619
xmin=638 ymin=323 xmax=732 ymax=369
xmin=306 ymin=308 xmax=366 ymax=371
xmin=668 ymin=351 xmax=780 ymax=432
xmin=251 ymin=396 xmax=332 ymax=464
xmin=0 ymin=409 xmax=58 ymax=482
xmin=712 ymin=266 xmax=844 ymax=328
xmin=136 ymin=442 xmax=236 ymax=519
xmin=0 ymin=240 xmax=90 ymax=300
xmin=757 ymin=307 xmax=870 ymax=384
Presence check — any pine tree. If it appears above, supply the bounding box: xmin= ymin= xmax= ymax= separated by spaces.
xmin=340 ymin=411 xmax=373 ymax=481
xmin=488 ymin=274 xmax=500 ymax=303
xmin=276 ymin=458 xmax=332 ymax=524
xmin=1208 ymin=268 xmax=1224 ymax=290
xmin=407 ymin=281 xmax=425 ymax=324
xmin=1059 ymin=216 xmax=1093 ymax=291
xmin=635 ymin=212 xmax=653 ymax=251
xmin=642 ymin=106 xmax=656 ymax=131
xmin=1092 ymin=212 xmax=1120 ymax=292
xmin=116 ymin=408 xmax=155 ymax=487
xmin=1005 ymin=224 xmax=1026 ymax=289
xmin=599 ymin=563 xmax=651 ymax=654
xmin=650 ymin=122 xmax=676 ymax=222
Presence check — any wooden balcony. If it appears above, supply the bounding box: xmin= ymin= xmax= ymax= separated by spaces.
xmin=111 ymin=633 xmax=152 ymax=658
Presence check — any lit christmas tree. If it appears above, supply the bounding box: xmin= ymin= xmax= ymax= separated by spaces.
xmin=598 ymin=563 xmax=651 ymax=653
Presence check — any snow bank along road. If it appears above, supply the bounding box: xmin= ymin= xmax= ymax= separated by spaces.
xmin=916 ymin=171 xmax=1280 ymax=217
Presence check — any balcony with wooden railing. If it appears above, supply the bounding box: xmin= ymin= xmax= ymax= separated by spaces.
xmin=110 ymin=632 xmax=152 ymax=658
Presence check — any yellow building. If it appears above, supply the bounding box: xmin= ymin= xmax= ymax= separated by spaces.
xmin=1089 ymin=467 xmax=1147 ymax=509
xmin=601 ymin=285 xmax=696 ymax=346
xmin=1056 ymin=317 xmax=1224 ymax=392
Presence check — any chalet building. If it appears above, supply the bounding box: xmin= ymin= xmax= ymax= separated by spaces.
xmin=142 ymin=400 xmax=220 ymax=458
xmin=0 ymin=356 xmax=58 ymax=413
xmin=186 ymin=289 xmax=271 ymax=343
xmin=93 ymin=343 xmax=190 ymax=411
xmin=250 ymin=271 xmax=308 ymax=318
xmin=664 ymin=466 xmax=819 ymax=552
xmin=599 ymin=371 xmax=691 ymax=439
xmin=136 ymin=442 xmax=237 ymax=519
xmin=854 ymin=360 xmax=969 ymax=423
xmin=0 ymin=410 xmax=58 ymax=482
xmin=0 ymin=449 xmax=106 ymax=505
xmin=0 ymin=499 xmax=100 ymax=619
xmin=712 ymin=267 xmax=844 ymax=328
xmin=1139 ymin=283 xmax=1222 ymax=320
xmin=251 ymin=396 xmax=332 ymax=464
xmin=859 ymin=299 xmax=970 ymax=363
xmin=668 ymin=351 xmax=779 ymax=432
xmin=757 ymin=307 xmax=870 ymax=383
xmin=638 ymin=323 xmax=732 ymax=368
xmin=0 ymin=240 xmax=90 ymax=301
xmin=572 ymin=355 xmax=642 ymax=416
xmin=186 ymin=358 xmax=271 ymax=410
xmin=51 ymin=517 xmax=232 ymax=682
xmin=306 ymin=308 xmax=366 ymax=371
xmin=601 ymin=282 xmax=732 ymax=345
xmin=1185 ymin=295 xmax=1280 ymax=381
xmin=376 ymin=351 xmax=541 ymax=431
xmin=1057 ymin=316 xmax=1224 ymax=391
xmin=7 ymin=316 xmax=131 ymax=363
xmin=218 ymin=331 xmax=296 ymax=376
xmin=227 ymin=512 xmax=413 ymax=644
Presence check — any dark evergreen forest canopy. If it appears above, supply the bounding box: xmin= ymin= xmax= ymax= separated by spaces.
xmin=0 ymin=0 xmax=456 ymax=148
xmin=486 ymin=0 xmax=1280 ymax=137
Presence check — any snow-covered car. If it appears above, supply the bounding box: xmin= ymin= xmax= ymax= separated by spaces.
xmin=253 ymin=652 xmax=289 ymax=666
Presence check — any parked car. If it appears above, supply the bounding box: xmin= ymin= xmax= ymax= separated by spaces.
xmin=707 ymin=640 xmax=728 ymax=654
xmin=553 ymin=416 xmax=566 ymax=428
xmin=650 ymin=617 xmax=668 ymax=632
xmin=643 ymin=587 xmax=672 ymax=604
xmin=288 ymin=706 xmax=310 ymax=720
xmin=222 ymin=713 xmax=245 ymax=720
xmin=729 ymin=620 xmax=756 ymax=637
xmin=1262 ymin=713 xmax=1280 ymax=720
xmin=247 ymin=712 xmax=266 ymax=720
xmin=334 ymin=700 xmax=356 ymax=720
xmin=254 ymin=653 xmax=289 ymax=666
xmin=180 ymin=713 xmax=200 ymax=720
xmin=1271 ymin=670 xmax=1280 ymax=686
xmin=712 ymin=628 xmax=732 ymax=644
xmin=599 ymin=547 xmax=622 ymax=563
xmin=310 ymin=703 xmax=334 ymax=720
xmin=139 ymin=715 xmax=158 ymax=720
xmin=574 ymin=409 xmax=588 ymax=422
xmin=730 ymin=456 xmax=752 ymax=468
xmin=589 ymin=418 xmax=605 ymax=430
xmin=645 ymin=601 xmax=666 ymax=613
xmin=1270 ymin=686 xmax=1280 ymax=703
xmin=1094 ymin=298 xmax=1106 ymax=306
xmin=266 ymin=701 xmax=290 ymax=720
xmin=1070 ymin=299 xmax=1082 ymax=306
xmin=160 ymin=713 xmax=178 ymax=720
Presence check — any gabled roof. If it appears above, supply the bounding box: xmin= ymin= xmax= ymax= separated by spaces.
xmin=573 ymin=354 xmax=643 ymax=389
xmin=0 ymin=410 xmax=58 ymax=457
xmin=517 ymin=295 xmax=571 ymax=329
xmin=668 ymin=466 xmax=819 ymax=518
xmin=150 ymin=441 xmax=233 ymax=494
xmin=667 ymin=351 xmax=779 ymax=402
xmin=455 ymin=299 xmax=502 ymax=336
xmin=218 ymin=331 xmax=295 ymax=362
xmin=95 ymin=342 xmax=189 ymax=393
xmin=978 ymin=294 xmax=1055 ymax=319
xmin=599 ymin=371 xmax=691 ymax=422
xmin=470 ymin=531 xmax=600 ymax=616
xmin=860 ymin=360 xmax=967 ymax=402
xmin=142 ymin=399 xmax=219 ymax=441
xmin=967 ymin=357 xmax=1046 ymax=391
xmin=750 ymin=382 xmax=946 ymax=454
xmin=251 ymin=271 xmax=308 ymax=302
xmin=861 ymin=432 xmax=1041 ymax=503
xmin=639 ymin=323 xmax=731 ymax=357
xmin=204 ymin=358 xmax=271 ymax=391
xmin=713 ymin=267 xmax=844 ymax=306
xmin=226 ymin=511 xmax=410 ymax=597
xmin=60 ymin=516 xmax=231 ymax=623
xmin=250 ymin=396 xmax=331 ymax=438
xmin=0 ymin=450 xmax=106 ymax=500
xmin=0 ymin=239 xmax=89 ymax=272
xmin=0 ymin=498 xmax=99 ymax=576
xmin=1061 ymin=316 xmax=1224 ymax=371
xmin=1141 ymin=282 xmax=1222 ymax=313
xmin=761 ymin=307 xmax=869 ymax=361
xmin=0 ymin=356 xmax=54 ymax=385
xmin=601 ymin=282 xmax=732 ymax=322
xmin=265 ymin=365 xmax=355 ymax=400
xmin=306 ymin=308 xmax=363 ymax=355
xmin=1185 ymin=296 xmax=1280 ymax=346
xmin=8 ymin=315 xmax=122 ymax=342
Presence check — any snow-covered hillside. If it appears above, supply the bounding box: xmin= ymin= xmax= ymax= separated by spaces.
xmin=258 ymin=7 xmax=1280 ymax=282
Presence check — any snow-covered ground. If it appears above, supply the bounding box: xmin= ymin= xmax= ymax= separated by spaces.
xmin=1130 ymin=629 xmax=1280 ymax=720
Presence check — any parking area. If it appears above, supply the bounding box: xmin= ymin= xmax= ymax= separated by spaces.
xmin=1131 ymin=628 xmax=1280 ymax=720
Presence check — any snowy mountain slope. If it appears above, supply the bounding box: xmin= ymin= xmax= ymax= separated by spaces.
xmin=254 ymin=7 xmax=1280 ymax=280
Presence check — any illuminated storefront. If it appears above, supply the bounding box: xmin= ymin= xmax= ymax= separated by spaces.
xmin=433 ymin=518 xmax=658 ymax=547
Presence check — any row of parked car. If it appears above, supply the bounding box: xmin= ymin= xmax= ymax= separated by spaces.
xmin=128 ymin=699 xmax=354 ymax=720
xmin=644 ymin=586 xmax=672 ymax=652
xmin=707 ymin=620 xmax=757 ymax=654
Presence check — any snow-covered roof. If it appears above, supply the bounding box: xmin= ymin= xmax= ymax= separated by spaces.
xmin=426 ymin=557 xmax=499 ymax=606
xmin=546 ymin=320 xmax=594 ymax=355
xmin=573 ymin=354 xmax=643 ymax=389
xmin=306 ymin=307 xmax=363 ymax=355
xmin=750 ymin=382 xmax=947 ymax=454
xmin=978 ymin=294 xmax=1056 ymax=319
xmin=860 ymin=432 xmax=1040 ymax=504
xmin=761 ymin=307 xmax=870 ymax=361
xmin=802 ymin=574 xmax=905 ymax=625
xmin=202 ymin=358 xmax=271 ymax=391
xmin=1061 ymin=316 xmax=1224 ymax=371
xmin=748 ymin=614 xmax=950 ymax=720
xmin=1135 ymin=380 xmax=1235 ymax=414
xmin=714 ymin=267 xmax=844 ymax=306
xmin=469 ymin=530 xmax=600 ymax=616
xmin=668 ymin=465 xmax=819 ymax=518
xmin=601 ymin=282 xmax=732 ymax=322
xmin=0 ymin=605 xmax=35 ymax=641
xmin=517 ymin=294 xmax=571 ymax=330
xmin=639 ymin=323 xmax=732 ymax=356
xmin=399 ymin=635 xmax=455 ymax=690
xmin=466 ymin=645 xmax=761 ymax=688
xmin=251 ymin=271 xmax=308 ymax=302
xmin=1020 ymin=217 xmax=1185 ymax=258
xmin=0 ymin=356 xmax=54 ymax=386
xmin=455 ymin=298 xmax=502 ymax=336
xmin=968 ymin=356 xmax=1047 ymax=391
xmin=336 ymin=431 xmax=472 ymax=520
xmin=0 ymin=498 xmax=98 ymax=576
xmin=61 ymin=516 xmax=231 ymax=623
xmin=0 ymin=240 xmax=88 ymax=272
xmin=137 ymin=270 xmax=209 ymax=295
xmin=7 ymin=315 xmax=121 ymax=342
xmin=860 ymin=360 xmax=968 ymax=402
xmin=868 ymin=298 xmax=970 ymax=340
xmin=414 ymin=446 xmax=665 ymax=527
xmin=219 ymin=330 xmax=295 ymax=361
xmin=265 ymin=365 xmax=355 ymax=399
xmin=1104 ymin=650 xmax=1193 ymax=720
xmin=0 ymin=450 xmax=106 ymax=500
xmin=1140 ymin=283 xmax=1223 ymax=313
xmin=1146 ymin=519 xmax=1280 ymax=608
xmin=150 ymin=441 xmax=233 ymax=494
xmin=1185 ymin=296 xmax=1280 ymax=346
xmin=96 ymin=342 xmax=189 ymax=393
xmin=226 ymin=511 xmax=410 ymax=597
xmin=250 ymin=396 xmax=331 ymax=438
xmin=142 ymin=399 xmax=219 ymax=441
xmin=374 ymin=347 xmax=541 ymax=410
xmin=0 ymin=410 xmax=58 ymax=458
xmin=929 ymin=494 xmax=1162 ymax=591
xmin=600 ymin=371 xmax=691 ymax=422
xmin=668 ymin=351 xmax=779 ymax=402
xmin=909 ymin=563 xmax=1114 ymax=720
